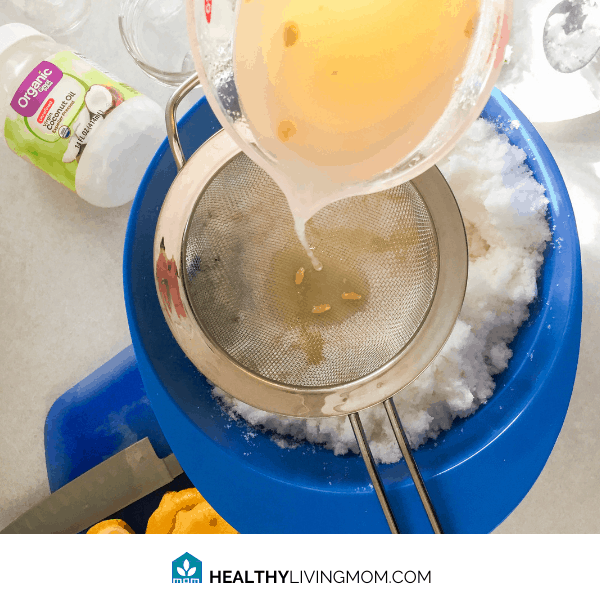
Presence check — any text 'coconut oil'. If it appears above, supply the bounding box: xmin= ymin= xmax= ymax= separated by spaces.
xmin=0 ymin=22 xmax=166 ymax=207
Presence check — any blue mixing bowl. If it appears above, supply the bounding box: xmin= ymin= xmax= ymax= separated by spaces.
xmin=123 ymin=88 xmax=582 ymax=533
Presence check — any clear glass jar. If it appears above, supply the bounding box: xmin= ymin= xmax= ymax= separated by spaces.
xmin=119 ymin=0 xmax=196 ymax=87
xmin=5 ymin=0 xmax=92 ymax=37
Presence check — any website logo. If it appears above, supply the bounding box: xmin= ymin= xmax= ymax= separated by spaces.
xmin=172 ymin=553 xmax=202 ymax=583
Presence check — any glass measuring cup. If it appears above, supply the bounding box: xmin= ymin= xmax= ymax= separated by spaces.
xmin=185 ymin=0 xmax=512 ymax=220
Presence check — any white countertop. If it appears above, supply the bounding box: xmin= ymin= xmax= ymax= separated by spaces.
xmin=1 ymin=0 xmax=599 ymax=533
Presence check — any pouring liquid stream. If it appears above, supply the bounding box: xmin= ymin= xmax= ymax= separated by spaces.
xmin=294 ymin=216 xmax=323 ymax=271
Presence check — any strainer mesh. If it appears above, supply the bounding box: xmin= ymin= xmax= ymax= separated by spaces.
xmin=183 ymin=153 xmax=439 ymax=387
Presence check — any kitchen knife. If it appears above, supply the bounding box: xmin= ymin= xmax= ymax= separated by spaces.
xmin=1 ymin=437 xmax=182 ymax=534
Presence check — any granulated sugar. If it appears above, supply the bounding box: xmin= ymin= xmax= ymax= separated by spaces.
xmin=213 ymin=118 xmax=551 ymax=463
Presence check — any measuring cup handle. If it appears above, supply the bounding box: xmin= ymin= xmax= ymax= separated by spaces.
xmin=166 ymin=73 xmax=201 ymax=172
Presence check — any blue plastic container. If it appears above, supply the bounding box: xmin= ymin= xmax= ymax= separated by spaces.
xmin=123 ymin=88 xmax=582 ymax=533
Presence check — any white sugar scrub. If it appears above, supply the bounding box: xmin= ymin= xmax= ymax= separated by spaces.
xmin=213 ymin=117 xmax=552 ymax=464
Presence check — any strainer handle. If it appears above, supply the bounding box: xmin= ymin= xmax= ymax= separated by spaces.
xmin=350 ymin=400 xmax=444 ymax=534
xmin=349 ymin=412 xmax=400 ymax=534
xmin=383 ymin=398 xmax=444 ymax=534
xmin=166 ymin=73 xmax=202 ymax=172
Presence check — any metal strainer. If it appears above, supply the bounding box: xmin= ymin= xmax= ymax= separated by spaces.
xmin=155 ymin=76 xmax=468 ymax=533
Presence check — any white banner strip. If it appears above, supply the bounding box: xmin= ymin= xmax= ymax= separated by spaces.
xmin=0 ymin=534 xmax=595 ymax=599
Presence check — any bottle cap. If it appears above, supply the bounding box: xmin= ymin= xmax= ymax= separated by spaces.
xmin=0 ymin=23 xmax=45 ymax=59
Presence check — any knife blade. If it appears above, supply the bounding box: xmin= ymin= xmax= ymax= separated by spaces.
xmin=1 ymin=437 xmax=183 ymax=534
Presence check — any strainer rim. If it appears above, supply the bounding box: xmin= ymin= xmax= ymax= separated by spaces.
xmin=154 ymin=131 xmax=468 ymax=418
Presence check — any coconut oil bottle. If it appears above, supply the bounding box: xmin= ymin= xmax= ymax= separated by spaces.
xmin=0 ymin=23 xmax=166 ymax=207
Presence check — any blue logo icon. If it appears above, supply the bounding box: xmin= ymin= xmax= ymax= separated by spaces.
xmin=172 ymin=553 xmax=202 ymax=583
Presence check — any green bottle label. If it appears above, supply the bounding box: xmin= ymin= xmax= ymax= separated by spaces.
xmin=4 ymin=50 xmax=142 ymax=192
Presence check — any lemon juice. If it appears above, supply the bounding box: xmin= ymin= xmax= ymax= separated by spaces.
xmin=235 ymin=0 xmax=480 ymax=222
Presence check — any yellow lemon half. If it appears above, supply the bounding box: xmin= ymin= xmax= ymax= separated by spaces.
xmin=146 ymin=488 xmax=237 ymax=535
xmin=87 ymin=519 xmax=134 ymax=534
